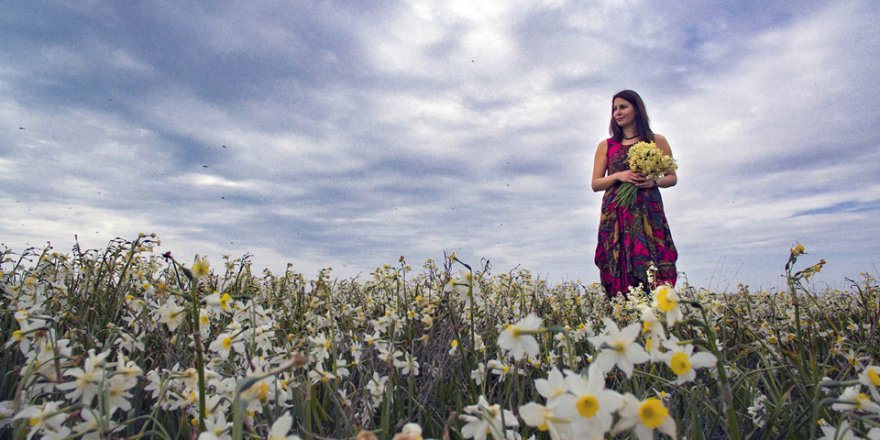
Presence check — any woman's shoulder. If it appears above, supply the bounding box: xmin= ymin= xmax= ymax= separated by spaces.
xmin=598 ymin=137 xmax=619 ymax=148
xmin=652 ymin=133 xmax=673 ymax=155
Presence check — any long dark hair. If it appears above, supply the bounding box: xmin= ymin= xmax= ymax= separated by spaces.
xmin=609 ymin=90 xmax=654 ymax=143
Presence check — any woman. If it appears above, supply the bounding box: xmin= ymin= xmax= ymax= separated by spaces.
xmin=592 ymin=90 xmax=678 ymax=297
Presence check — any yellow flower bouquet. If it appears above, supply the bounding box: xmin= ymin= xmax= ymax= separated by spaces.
xmin=614 ymin=141 xmax=678 ymax=209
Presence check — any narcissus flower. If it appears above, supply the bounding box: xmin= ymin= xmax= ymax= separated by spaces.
xmin=535 ymin=366 xmax=568 ymax=403
xmin=613 ymin=394 xmax=676 ymax=440
xmin=392 ymin=422 xmax=423 ymax=440
xmin=205 ymin=291 xmax=234 ymax=314
xmin=652 ymin=285 xmax=682 ymax=327
xmin=519 ymin=400 xmax=573 ymax=439
xmin=268 ymin=413 xmax=302 ymax=440
xmin=155 ymin=299 xmax=187 ymax=332
xmin=587 ymin=318 xmax=649 ymax=377
xmin=859 ymin=365 xmax=880 ymax=400
xmin=497 ymin=313 xmax=543 ymax=361
xmin=662 ymin=337 xmax=717 ymax=384
xmin=561 ymin=364 xmax=623 ymax=438
xmin=56 ymin=349 xmax=111 ymax=405
xmin=459 ymin=395 xmax=519 ymax=440
xmin=192 ymin=256 xmax=211 ymax=280
xmin=832 ymin=385 xmax=880 ymax=413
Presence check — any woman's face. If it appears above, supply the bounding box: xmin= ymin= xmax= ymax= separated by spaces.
xmin=612 ymin=97 xmax=636 ymax=129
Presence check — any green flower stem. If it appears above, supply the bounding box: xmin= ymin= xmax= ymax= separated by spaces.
xmin=696 ymin=303 xmax=742 ymax=440
xmin=190 ymin=277 xmax=207 ymax=432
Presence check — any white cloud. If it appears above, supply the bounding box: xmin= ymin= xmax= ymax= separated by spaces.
xmin=1 ymin=0 xmax=877 ymax=290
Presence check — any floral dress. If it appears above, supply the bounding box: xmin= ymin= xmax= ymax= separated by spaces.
xmin=595 ymin=138 xmax=678 ymax=297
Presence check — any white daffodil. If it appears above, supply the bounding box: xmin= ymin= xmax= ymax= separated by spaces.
xmin=205 ymin=291 xmax=234 ymax=314
xmin=460 ymin=395 xmax=519 ymax=440
xmin=106 ymin=375 xmax=135 ymax=414
xmin=832 ymin=385 xmax=880 ymax=414
xmin=208 ymin=332 xmax=244 ymax=359
xmin=471 ymin=362 xmax=487 ymax=386
xmin=519 ymin=399 xmax=573 ymax=440
xmin=612 ymin=393 xmax=676 ymax=440
xmin=859 ymin=365 xmax=880 ymax=400
xmin=560 ymin=364 xmax=623 ymax=438
xmin=497 ymin=313 xmax=543 ymax=361
xmin=393 ymin=352 xmax=420 ymax=376
xmin=587 ymin=318 xmax=649 ymax=378
xmin=817 ymin=421 xmax=859 ymax=440
xmin=191 ymin=255 xmax=211 ymax=281
xmin=308 ymin=363 xmax=336 ymax=385
xmin=661 ymin=337 xmax=717 ymax=384
xmin=534 ymin=367 xmax=568 ymax=404
xmin=393 ymin=422 xmax=424 ymax=440
xmin=488 ymin=359 xmax=512 ymax=382
xmin=56 ymin=349 xmax=111 ymax=405
xmin=268 ymin=413 xmax=302 ymax=440
xmin=653 ymin=285 xmax=683 ymax=327
xmin=197 ymin=412 xmax=232 ymax=440
xmin=14 ymin=401 xmax=66 ymax=440
xmin=444 ymin=269 xmax=483 ymax=307
xmin=366 ymin=372 xmax=387 ymax=398
xmin=155 ymin=299 xmax=187 ymax=332
xmin=638 ymin=305 xmax=667 ymax=362
xmin=112 ymin=351 xmax=144 ymax=389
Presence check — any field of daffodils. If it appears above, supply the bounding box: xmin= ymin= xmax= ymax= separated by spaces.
xmin=1 ymin=235 xmax=878 ymax=439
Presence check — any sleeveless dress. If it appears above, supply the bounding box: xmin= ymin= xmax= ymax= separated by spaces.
xmin=595 ymin=138 xmax=678 ymax=297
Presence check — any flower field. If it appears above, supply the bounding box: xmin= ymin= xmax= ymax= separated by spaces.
xmin=1 ymin=235 xmax=878 ymax=439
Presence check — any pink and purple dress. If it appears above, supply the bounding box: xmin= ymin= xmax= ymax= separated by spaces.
xmin=595 ymin=138 xmax=678 ymax=297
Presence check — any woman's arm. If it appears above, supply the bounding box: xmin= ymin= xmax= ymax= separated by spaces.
xmin=592 ymin=140 xmax=645 ymax=192
xmin=653 ymin=134 xmax=677 ymax=189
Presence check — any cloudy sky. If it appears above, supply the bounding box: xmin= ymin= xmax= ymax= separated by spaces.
xmin=2 ymin=0 xmax=878 ymax=290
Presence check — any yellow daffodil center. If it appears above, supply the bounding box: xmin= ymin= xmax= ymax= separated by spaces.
xmin=450 ymin=339 xmax=458 ymax=348
xmin=537 ymin=422 xmax=549 ymax=431
xmin=656 ymin=288 xmax=675 ymax=312
xmin=576 ymin=395 xmax=600 ymax=418
xmin=867 ymin=369 xmax=880 ymax=386
xmin=192 ymin=258 xmax=210 ymax=278
xmin=219 ymin=293 xmax=232 ymax=310
xmin=29 ymin=417 xmax=40 ymax=427
xmin=200 ymin=315 xmax=210 ymax=326
xmin=257 ymin=382 xmax=269 ymax=401
xmin=13 ymin=330 xmax=24 ymax=341
xmin=641 ymin=321 xmax=651 ymax=334
xmin=670 ymin=352 xmax=692 ymax=375
xmin=506 ymin=324 xmax=521 ymax=337
xmin=613 ymin=341 xmax=627 ymax=352
xmin=221 ymin=337 xmax=233 ymax=350
xmin=639 ymin=398 xmax=669 ymax=429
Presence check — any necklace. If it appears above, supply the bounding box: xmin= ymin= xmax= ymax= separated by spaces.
xmin=624 ymin=133 xmax=639 ymax=140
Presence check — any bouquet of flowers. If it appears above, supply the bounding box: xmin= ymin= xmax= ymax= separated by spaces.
xmin=614 ymin=141 xmax=678 ymax=209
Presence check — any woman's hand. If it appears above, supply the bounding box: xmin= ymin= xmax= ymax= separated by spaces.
xmin=634 ymin=178 xmax=657 ymax=189
xmin=615 ymin=170 xmax=647 ymax=185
